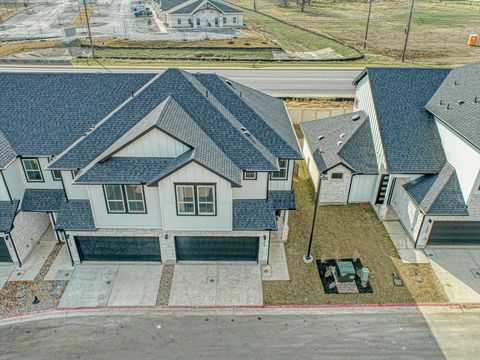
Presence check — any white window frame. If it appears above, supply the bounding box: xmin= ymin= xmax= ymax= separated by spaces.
xmin=196 ymin=185 xmax=216 ymax=216
xmin=22 ymin=158 xmax=44 ymax=182
xmin=104 ymin=184 xmax=126 ymax=213
xmin=176 ymin=185 xmax=196 ymax=215
xmin=125 ymin=185 xmax=146 ymax=214
xmin=270 ymin=159 xmax=289 ymax=180
xmin=331 ymin=172 xmax=344 ymax=180
xmin=243 ymin=171 xmax=257 ymax=180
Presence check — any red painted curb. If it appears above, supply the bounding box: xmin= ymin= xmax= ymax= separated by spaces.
xmin=2 ymin=302 xmax=480 ymax=323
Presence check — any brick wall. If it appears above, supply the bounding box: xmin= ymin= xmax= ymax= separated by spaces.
xmin=10 ymin=211 xmax=50 ymax=263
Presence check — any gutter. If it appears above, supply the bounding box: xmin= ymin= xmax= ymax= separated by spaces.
xmin=0 ymin=170 xmax=12 ymax=203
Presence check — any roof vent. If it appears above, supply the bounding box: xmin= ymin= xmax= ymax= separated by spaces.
xmin=454 ymin=80 xmax=459 ymax=85
xmin=457 ymin=100 xmax=465 ymax=105
xmin=205 ymin=90 xmax=209 ymax=98
xmin=318 ymin=135 xmax=324 ymax=141
xmin=240 ymin=126 xmax=246 ymax=131
xmin=439 ymin=99 xmax=443 ymax=105
xmin=339 ymin=133 xmax=346 ymax=139
xmin=447 ymin=104 xmax=451 ymax=110
xmin=243 ymin=130 xmax=251 ymax=137
xmin=225 ymin=80 xmax=233 ymax=86
xmin=337 ymin=141 xmax=343 ymax=147
xmin=351 ymin=114 xmax=360 ymax=121
xmin=474 ymin=96 xmax=479 ymax=103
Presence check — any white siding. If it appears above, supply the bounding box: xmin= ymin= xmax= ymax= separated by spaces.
xmin=354 ymin=76 xmax=386 ymax=171
xmin=19 ymin=158 xmax=63 ymax=190
xmin=62 ymin=171 xmax=88 ymax=199
xmin=303 ymin=140 xmax=320 ymax=190
xmin=348 ymin=174 xmax=377 ymax=203
xmin=158 ymin=162 xmax=232 ymax=231
xmin=436 ymin=119 xmax=480 ymax=202
xmin=390 ymin=177 xmax=424 ymax=241
xmin=88 ymin=185 xmax=163 ymax=229
xmin=232 ymin=172 xmax=267 ymax=199
xmin=10 ymin=211 xmax=50 ymax=263
xmin=268 ymin=160 xmax=294 ymax=191
xmin=2 ymin=159 xmax=25 ymax=201
xmin=114 ymin=128 xmax=189 ymax=158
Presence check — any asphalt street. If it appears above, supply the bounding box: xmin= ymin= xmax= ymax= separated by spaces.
xmin=2 ymin=309 xmax=478 ymax=360
xmin=0 ymin=66 xmax=361 ymax=97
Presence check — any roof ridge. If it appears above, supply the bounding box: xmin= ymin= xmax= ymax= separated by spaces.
xmin=177 ymin=70 xmax=278 ymax=169
xmin=48 ymin=73 xmax=161 ymax=170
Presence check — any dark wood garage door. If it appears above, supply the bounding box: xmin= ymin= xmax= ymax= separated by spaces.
xmin=0 ymin=236 xmax=12 ymax=262
xmin=175 ymin=236 xmax=259 ymax=261
xmin=428 ymin=221 xmax=480 ymax=245
xmin=75 ymin=236 xmax=161 ymax=262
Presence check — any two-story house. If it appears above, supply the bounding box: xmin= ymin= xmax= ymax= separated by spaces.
xmin=302 ymin=63 xmax=480 ymax=248
xmin=0 ymin=69 xmax=301 ymax=266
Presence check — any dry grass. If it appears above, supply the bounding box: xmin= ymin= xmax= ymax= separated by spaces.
xmin=263 ymin=159 xmax=448 ymax=305
xmin=0 ymin=40 xmax=63 ymax=58
xmin=285 ymin=98 xmax=354 ymax=108
xmin=73 ymin=4 xmax=95 ymax=26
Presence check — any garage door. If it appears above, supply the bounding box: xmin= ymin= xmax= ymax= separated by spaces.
xmin=348 ymin=175 xmax=377 ymax=203
xmin=75 ymin=236 xmax=161 ymax=262
xmin=175 ymin=236 xmax=259 ymax=261
xmin=0 ymin=237 xmax=12 ymax=262
xmin=428 ymin=221 xmax=480 ymax=246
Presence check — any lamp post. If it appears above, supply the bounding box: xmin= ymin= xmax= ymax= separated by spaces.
xmin=303 ymin=172 xmax=322 ymax=264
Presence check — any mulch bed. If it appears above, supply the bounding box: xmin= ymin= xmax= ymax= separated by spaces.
xmin=316 ymin=258 xmax=373 ymax=295
xmin=156 ymin=264 xmax=174 ymax=306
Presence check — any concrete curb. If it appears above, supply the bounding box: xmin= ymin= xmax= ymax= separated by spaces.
xmin=1 ymin=303 xmax=480 ymax=326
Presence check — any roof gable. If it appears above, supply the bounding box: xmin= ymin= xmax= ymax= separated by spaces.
xmin=426 ymin=62 xmax=480 ymax=150
xmin=366 ymin=68 xmax=450 ymax=173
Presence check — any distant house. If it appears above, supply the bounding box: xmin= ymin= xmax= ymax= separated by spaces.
xmin=0 ymin=69 xmax=301 ymax=266
xmin=301 ymin=63 xmax=480 ymax=248
xmin=159 ymin=0 xmax=243 ymax=28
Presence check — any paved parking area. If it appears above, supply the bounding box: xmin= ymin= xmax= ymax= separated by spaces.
xmin=169 ymin=264 xmax=263 ymax=306
xmin=425 ymin=248 xmax=480 ymax=303
xmin=59 ymin=264 xmax=162 ymax=308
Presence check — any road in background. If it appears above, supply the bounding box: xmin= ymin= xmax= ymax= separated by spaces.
xmin=0 ymin=66 xmax=361 ymax=97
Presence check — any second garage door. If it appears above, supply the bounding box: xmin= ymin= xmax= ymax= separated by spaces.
xmin=175 ymin=236 xmax=259 ymax=261
xmin=428 ymin=221 xmax=480 ymax=246
xmin=75 ymin=236 xmax=161 ymax=262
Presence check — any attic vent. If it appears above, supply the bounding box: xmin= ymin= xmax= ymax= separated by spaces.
xmin=225 ymin=80 xmax=233 ymax=86
xmin=474 ymin=96 xmax=479 ymax=103
xmin=205 ymin=90 xmax=209 ymax=98
xmin=337 ymin=141 xmax=343 ymax=147
xmin=439 ymin=99 xmax=444 ymax=105
xmin=243 ymin=130 xmax=251 ymax=137
xmin=457 ymin=100 xmax=465 ymax=105
xmin=351 ymin=114 xmax=360 ymax=121
xmin=454 ymin=80 xmax=459 ymax=85
xmin=318 ymin=135 xmax=324 ymax=141
xmin=339 ymin=133 xmax=346 ymax=139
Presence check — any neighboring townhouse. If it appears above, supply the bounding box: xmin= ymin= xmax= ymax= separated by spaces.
xmin=0 ymin=69 xmax=301 ymax=266
xmin=302 ymin=63 xmax=480 ymax=248
xmin=159 ymin=0 xmax=243 ymax=28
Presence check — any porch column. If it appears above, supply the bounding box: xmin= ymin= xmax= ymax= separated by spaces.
xmin=281 ymin=210 xmax=289 ymax=241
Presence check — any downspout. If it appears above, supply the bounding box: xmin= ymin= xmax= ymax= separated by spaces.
xmin=0 ymin=169 xmax=12 ymax=203
xmin=6 ymin=231 xmax=21 ymax=267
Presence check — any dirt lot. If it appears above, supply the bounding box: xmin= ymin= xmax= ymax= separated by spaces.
xmin=232 ymin=0 xmax=480 ymax=65
xmin=263 ymin=160 xmax=448 ymax=305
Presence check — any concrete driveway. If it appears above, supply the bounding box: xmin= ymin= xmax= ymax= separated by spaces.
xmin=59 ymin=264 xmax=162 ymax=308
xmin=425 ymin=248 xmax=480 ymax=303
xmin=169 ymin=264 xmax=263 ymax=306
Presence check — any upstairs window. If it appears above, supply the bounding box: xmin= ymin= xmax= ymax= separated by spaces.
xmin=243 ymin=171 xmax=257 ymax=180
xmin=223 ymin=17 xmax=226 ymax=24
xmin=177 ymin=18 xmax=181 ymax=25
xmin=71 ymin=169 xmax=81 ymax=179
xmin=270 ymin=159 xmax=288 ymax=180
xmin=196 ymin=18 xmax=200 ymax=26
xmin=103 ymin=184 xmax=146 ymax=214
xmin=175 ymin=184 xmax=216 ymax=216
xmin=51 ymin=170 xmax=62 ymax=181
xmin=233 ymin=17 xmax=237 ymax=24
xmin=331 ymin=172 xmax=343 ymax=179
xmin=22 ymin=158 xmax=44 ymax=182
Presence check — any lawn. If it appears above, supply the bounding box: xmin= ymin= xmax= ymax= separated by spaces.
xmin=263 ymin=159 xmax=448 ymax=305
xmin=231 ymin=0 xmax=480 ymax=65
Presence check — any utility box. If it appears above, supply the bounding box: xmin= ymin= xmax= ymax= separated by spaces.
xmin=62 ymin=27 xmax=78 ymax=44
xmin=468 ymin=34 xmax=478 ymax=46
xmin=360 ymin=267 xmax=370 ymax=283
xmin=335 ymin=261 xmax=355 ymax=282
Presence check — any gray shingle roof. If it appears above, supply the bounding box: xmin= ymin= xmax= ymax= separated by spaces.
xmin=403 ymin=163 xmax=468 ymax=215
xmin=21 ymin=189 xmax=65 ymax=212
xmin=0 ymin=130 xmax=16 ymax=169
xmin=160 ymin=0 xmax=188 ymax=10
xmin=55 ymin=200 xmax=96 ymax=231
xmin=268 ymin=190 xmax=296 ymax=210
xmin=426 ymin=62 xmax=480 ymax=150
xmin=170 ymin=0 xmax=242 ymax=14
xmin=0 ymin=200 xmax=19 ymax=233
xmin=50 ymin=69 xmax=297 ymax=180
xmin=365 ymin=68 xmax=450 ymax=173
xmin=0 ymin=73 xmax=153 ymax=158
xmin=300 ymin=111 xmax=378 ymax=174
xmin=232 ymin=199 xmax=277 ymax=231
